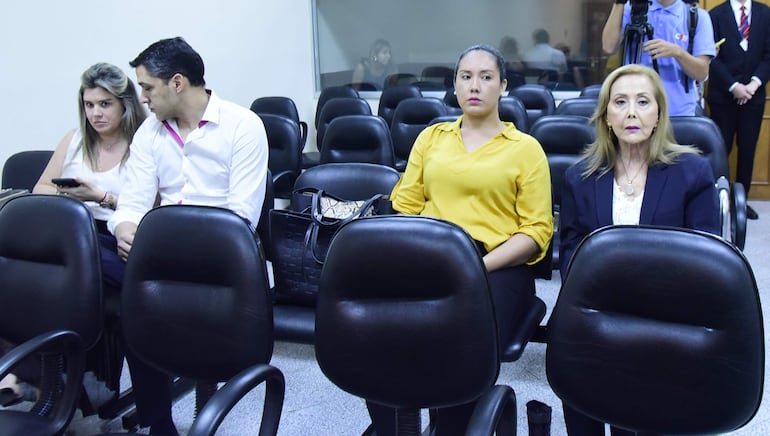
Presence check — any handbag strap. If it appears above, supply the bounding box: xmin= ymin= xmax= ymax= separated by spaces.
xmin=310 ymin=189 xmax=382 ymax=227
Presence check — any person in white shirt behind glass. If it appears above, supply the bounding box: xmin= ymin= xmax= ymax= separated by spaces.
xmin=523 ymin=28 xmax=568 ymax=80
xmin=104 ymin=36 xmax=268 ymax=436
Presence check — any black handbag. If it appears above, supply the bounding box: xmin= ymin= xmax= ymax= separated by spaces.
xmin=269 ymin=189 xmax=382 ymax=306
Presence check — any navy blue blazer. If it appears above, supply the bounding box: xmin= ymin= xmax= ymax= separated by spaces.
xmin=559 ymin=153 xmax=719 ymax=280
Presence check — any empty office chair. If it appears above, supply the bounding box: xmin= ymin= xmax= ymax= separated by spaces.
xmin=547 ymin=225 xmax=763 ymax=434
xmin=554 ymin=97 xmax=598 ymax=118
xmin=377 ymin=84 xmax=422 ymax=129
xmin=499 ymin=95 xmax=529 ymax=133
xmin=261 ymin=114 xmax=302 ymax=199
xmin=316 ymin=216 xmax=518 ymax=435
xmin=421 ymin=65 xmax=454 ymax=88
xmin=304 ymin=97 xmax=372 ymax=169
xmin=320 ymin=115 xmax=395 ymax=167
xmin=106 ymin=205 xmax=284 ymax=435
xmin=249 ymin=96 xmax=308 ymax=155
xmin=314 ymin=85 xmax=360 ymax=128
xmin=670 ymin=116 xmax=747 ymax=250
xmin=579 ymin=84 xmax=602 ymax=98
xmin=442 ymin=88 xmax=463 ymax=116
xmin=384 ymin=73 xmax=418 ymax=88
xmin=0 ymin=195 xmax=102 ymax=435
xmin=529 ymin=115 xmax=595 ymax=270
xmin=508 ymin=84 xmax=556 ymax=127
xmin=2 ymin=150 xmax=53 ymax=191
xmin=390 ymin=97 xmax=447 ymax=171
xmin=271 ymin=163 xmax=402 ymax=344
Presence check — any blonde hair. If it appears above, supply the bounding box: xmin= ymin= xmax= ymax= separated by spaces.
xmin=581 ymin=64 xmax=698 ymax=178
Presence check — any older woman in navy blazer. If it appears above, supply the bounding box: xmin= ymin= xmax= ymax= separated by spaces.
xmin=558 ymin=64 xmax=719 ymax=435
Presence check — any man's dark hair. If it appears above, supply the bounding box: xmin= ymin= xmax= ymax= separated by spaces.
xmin=533 ymin=29 xmax=550 ymax=45
xmin=130 ymin=37 xmax=206 ymax=87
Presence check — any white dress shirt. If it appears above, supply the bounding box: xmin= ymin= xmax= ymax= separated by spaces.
xmin=108 ymin=91 xmax=268 ymax=233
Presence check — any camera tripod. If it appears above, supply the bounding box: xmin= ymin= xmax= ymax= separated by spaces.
xmin=622 ymin=19 xmax=659 ymax=73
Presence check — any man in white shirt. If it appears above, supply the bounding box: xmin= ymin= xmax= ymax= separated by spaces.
xmin=523 ymin=29 xmax=568 ymax=77
xmin=104 ymin=36 xmax=268 ymax=436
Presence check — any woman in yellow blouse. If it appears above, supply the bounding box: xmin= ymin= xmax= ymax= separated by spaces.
xmin=384 ymin=43 xmax=553 ymax=435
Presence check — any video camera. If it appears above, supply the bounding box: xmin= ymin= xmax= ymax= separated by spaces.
xmin=629 ymin=0 xmax=650 ymax=25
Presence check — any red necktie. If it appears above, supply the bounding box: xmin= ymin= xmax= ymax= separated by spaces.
xmin=740 ymin=6 xmax=750 ymax=41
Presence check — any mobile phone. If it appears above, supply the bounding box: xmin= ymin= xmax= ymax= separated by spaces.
xmin=51 ymin=178 xmax=81 ymax=187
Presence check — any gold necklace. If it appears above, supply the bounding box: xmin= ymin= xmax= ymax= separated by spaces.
xmin=618 ymin=156 xmax=646 ymax=196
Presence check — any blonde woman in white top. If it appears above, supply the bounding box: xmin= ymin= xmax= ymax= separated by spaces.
xmin=34 ymin=62 xmax=146 ymax=234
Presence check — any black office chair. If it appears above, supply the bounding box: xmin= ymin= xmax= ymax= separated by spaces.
xmin=508 ymin=84 xmax=556 ymax=127
xmin=390 ymin=97 xmax=447 ymax=171
xmin=0 ymin=195 xmax=102 ymax=436
xmin=319 ymin=115 xmax=395 ymax=167
xmin=250 ymin=96 xmax=308 ymax=156
xmin=102 ymin=205 xmax=284 ymax=435
xmin=529 ymin=115 xmax=595 ymax=271
xmin=314 ymin=85 xmax=360 ymax=128
xmin=271 ymin=163 xmax=402 ymax=344
xmin=547 ymin=225 xmax=764 ymax=434
xmin=670 ymin=116 xmax=747 ymax=250
xmin=579 ymin=84 xmax=602 ymax=98
xmin=304 ymin=97 xmax=372 ymax=169
xmin=261 ymin=114 xmax=302 ymax=200
xmin=442 ymin=88 xmax=463 ymax=116
xmin=2 ymin=150 xmax=53 ymax=191
xmin=421 ymin=65 xmax=454 ymax=88
xmin=315 ymin=216 xmax=518 ymax=436
xmin=384 ymin=73 xmax=419 ymax=89
xmin=378 ymin=85 xmax=422 ymax=128
xmin=554 ymin=97 xmax=598 ymax=118
xmin=257 ymin=169 xmax=274 ymax=261
xmin=499 ymin=95 xmax=530 ymax=133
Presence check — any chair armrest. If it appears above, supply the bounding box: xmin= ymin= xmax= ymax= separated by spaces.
xmin=0 ymin=330 xmax=83 ymax=379
xmin=272 ymin=170 xmax=299 ymax=200
xmin=466 ymin=385 xmax=517 ymax=436
xmin=188 ymin=364 xmax=285 ymax=436
xmin=299 ymin=121 xmax=309 ymax=151
xmin=716 ymin=176 xmax=731 ymax=244
xmin=731 ymin=181 xmax=747 ymax=251
xmin=501 ymin=295 xmax=547 ymax=362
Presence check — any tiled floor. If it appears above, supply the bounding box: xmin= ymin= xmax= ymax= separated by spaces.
xmin=65 ymin=201 xmax=770 ymax=435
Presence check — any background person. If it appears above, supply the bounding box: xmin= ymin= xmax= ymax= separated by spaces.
xmin=708 ymin=0 xmax=770 ymax=220
xmin=602 ymin=0 xmax=715 ymax=116
xmin=559 ymin=63 xmax=719 ymax=434
xmin=351 ymin=38 xmax=397 ymax=90
xmin=107 ymin=37 xmax=269 ymax=436
xmin=523 ymin=29 xmax=568 ymax=81
xmin=377 ymin=43 xmax=553 ymax=435
xmin=1 ymin=62 xmax=147 ymax=408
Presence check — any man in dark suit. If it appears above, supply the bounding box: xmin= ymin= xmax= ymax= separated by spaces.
xmin=708 ymin=0 xmax=770 ymax=220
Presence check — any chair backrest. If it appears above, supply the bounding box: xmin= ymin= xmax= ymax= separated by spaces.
xmin=315 ymin=215 xmax=499 ymax=409
xmin=508 ymin=84 xmax=556 ymax=126
xmin=250 ymin=96 xmax=308 ymax=151
xmin=0 ymin=195 xmax=102 ymax=347
xmin=390 ymin=97 xmax=447 ymax=171
xmin=320 ymin=115 xmax=395 ymax=168
xmin=2 ymin=150 xmax=54 ymax=191
xmin=579 ymin=84 xmax=602 ymax=98
xmin=261 ymin=114 xmax=302 ymax=198
xmin=499 ymin=95 xmax=530 ymax=133
xmin=529 ymin=115 xmax=594 ymax=157
xmin=315 ymin=85 xmax=361 ymax=127
xmin=378 ymin=84 xmax=422 ymax=128
xmin=529 ymin=115 xmax=595 ymax=270
xmin=554 ymin=97 xmax=598 ymax=118
xmin=547 ymin=225 xmax=764 ymax=434
xmin=316 ymin=97 xmax=372 ymax=152
xmin=290 ymin=162 xmax=401 ymax=214
xmin=421 ymin=65 xmax=454 ymax=88
xmin=669 ymin=116 xmax=729 ymax=179
xmin=442 ymin=88 xmax=463 ymax=116
xmin=384 ymin=73 xmax=419 ymax=88
xmin=122 ymin=205 xmax=274 ymax=381
xmin=257 ymin=169 xmax=274 ymax=260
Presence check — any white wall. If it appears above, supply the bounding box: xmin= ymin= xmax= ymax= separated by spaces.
xmin=0 ymin=0 xmax=317 ymax=167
